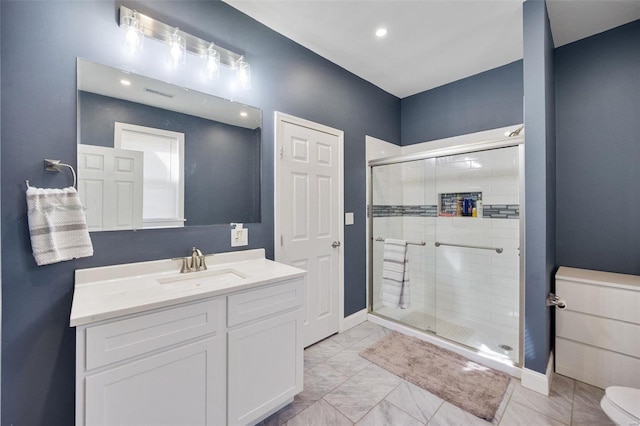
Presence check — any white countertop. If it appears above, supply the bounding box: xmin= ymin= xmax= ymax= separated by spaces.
xmin=70 ymin=249 xmax=306 ymax=327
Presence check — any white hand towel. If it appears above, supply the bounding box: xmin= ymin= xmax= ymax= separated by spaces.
xmin=380 ymin=238 xmax=411 ymax=309
xmin=26 ymin=186 xmax=94 ymax=266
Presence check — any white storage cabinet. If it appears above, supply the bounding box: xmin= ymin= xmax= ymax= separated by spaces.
xmin=75 ymin=278 xmax=304 ymax=426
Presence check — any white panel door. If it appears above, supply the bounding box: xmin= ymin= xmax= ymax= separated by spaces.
xmin=276 ymin=115 xmax=343 ymax=347
xmin=78 ymin=144 xmax=143 ymax=231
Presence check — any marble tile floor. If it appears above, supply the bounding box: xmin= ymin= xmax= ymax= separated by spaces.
xmin=257 ymin=321 xmax=614 ymax=426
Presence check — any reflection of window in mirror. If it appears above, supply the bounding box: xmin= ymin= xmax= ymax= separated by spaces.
xmin=115 ymin=122 xmax=185 ymax=228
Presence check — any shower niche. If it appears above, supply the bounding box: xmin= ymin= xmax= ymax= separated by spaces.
xmin=370 ymin=144 xmax=522 ymax=365
xmin=439 ymin=192 xmax=482 ymax=217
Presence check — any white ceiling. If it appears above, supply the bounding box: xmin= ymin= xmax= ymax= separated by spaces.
xmin=224 ymin=0 xmax=640 ymax=98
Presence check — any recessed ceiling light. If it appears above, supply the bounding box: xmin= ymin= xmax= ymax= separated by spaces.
xmin=120 ymin=79 xmax=131 ymax=86
xmin=375 ymin=27 xmax=388 ymax=38
xmin=240 ymin=111 xmax=248 ymax=117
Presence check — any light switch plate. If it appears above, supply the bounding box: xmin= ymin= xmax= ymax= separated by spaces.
xmin=231 ymin=228 xmax=248 ymax=247
xmin=345 ymin=212 xmax=354 ymax=225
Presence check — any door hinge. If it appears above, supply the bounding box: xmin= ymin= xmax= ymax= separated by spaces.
xmin=367 ymin=205 xmax=370 ymax=218
xmin=279 ymin=147 xmax=284 ymax=159
xmin=280 ymin=234 xmax=283 ymax=246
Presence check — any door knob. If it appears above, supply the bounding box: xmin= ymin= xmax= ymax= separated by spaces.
xmin=331 ymin=241 xmax=341 ymax=248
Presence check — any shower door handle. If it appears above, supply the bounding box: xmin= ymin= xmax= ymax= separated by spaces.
xmin=435 ymin=241 xmax=503 ymax=254
xmin=331 ymin=241 xmax=341 ymax=248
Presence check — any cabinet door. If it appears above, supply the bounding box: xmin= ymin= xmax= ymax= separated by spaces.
xmin=228 ymin=309 xmax=304 ymax=425
xmin=84 ymin=335 xmax=225 ymax=426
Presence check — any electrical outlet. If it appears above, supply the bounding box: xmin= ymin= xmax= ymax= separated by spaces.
xmin=231 ymin=227 xmax=248 ymax=247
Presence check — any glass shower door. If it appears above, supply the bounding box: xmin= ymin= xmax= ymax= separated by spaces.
xmin=370 ymin=158 xmax=437 ymax=331
xmin=433 ymin=147 xmax=521 ymax=363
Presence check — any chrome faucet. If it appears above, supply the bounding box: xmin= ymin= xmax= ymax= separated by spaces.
xmin=177 ymin=247 xmax=207 ymax=273
xmin=190 ymin=247 xmax=207 ymax=271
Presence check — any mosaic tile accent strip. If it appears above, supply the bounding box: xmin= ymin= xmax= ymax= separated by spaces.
xmin=372 ymin=203 xmax=519 ymax=219
xmin=440 ymin=192 xmax=482 ymax=216
xmin=483 ymin=204 xmax=520 ymax=219
xmin=372 ymin=205 xmax=437 ymax=217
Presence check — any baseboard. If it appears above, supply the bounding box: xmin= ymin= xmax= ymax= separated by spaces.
xmin=341 ymin=308 xmax=368 ymax=332
xmin=521 ymin=351 xmax=554 ymax=396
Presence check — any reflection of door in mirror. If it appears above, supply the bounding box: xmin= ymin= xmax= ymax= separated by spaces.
xmin=78 ymin=145 xmax=144 ymax=231
xmin=114 ymin=122 xmax=185 ymax=229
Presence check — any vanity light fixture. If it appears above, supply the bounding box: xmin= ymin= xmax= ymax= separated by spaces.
xmin=121 ymin=9 xmax=144 ymax=54
xmin=120 ymin=79 xmax=132 ymax=86
xmin=119 ymin=5 xmax=251 ymax=89
xmin=240 ymin=111 xmax=248 ymax=117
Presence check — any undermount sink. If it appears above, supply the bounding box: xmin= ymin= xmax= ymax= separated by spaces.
xmin=158 ymin=268 xmax=248 ymax=286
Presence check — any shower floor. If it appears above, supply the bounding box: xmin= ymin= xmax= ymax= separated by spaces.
xmin=373 ymin=305 xmax=519 ymax=363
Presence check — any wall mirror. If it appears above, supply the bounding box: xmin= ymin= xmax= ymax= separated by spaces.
xmin=77 ymin=58 xmax=262 ymax=231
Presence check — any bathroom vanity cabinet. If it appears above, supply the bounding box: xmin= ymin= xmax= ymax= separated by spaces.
xmin=70 ymin=249 xmax=305 ymax=426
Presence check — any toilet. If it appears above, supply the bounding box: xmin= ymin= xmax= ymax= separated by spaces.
xmin=600 ymin=386 xmax=640 ymax=426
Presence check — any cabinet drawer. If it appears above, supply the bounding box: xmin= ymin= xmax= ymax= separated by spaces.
xmin=85 ymin=298 xmax=225 ymax=371
xmin=228 ymin=279 xmax=303 ymax=327
xmin=557 ymin=310 xmax=640 ymax=358
xmin=557 ymin=279 xmax=640 ymax=324
xmin=556 ymin=338 xmax=640 ymax=389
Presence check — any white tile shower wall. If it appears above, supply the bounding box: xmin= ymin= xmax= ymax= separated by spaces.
xmin=400 ymin=160 xmax=424 ymax=206
xmin=435 ymin=147 xmax=519 ymax=206
xmin=435 ymin=216 xmax=520 ymax=332
xmin=372 ymin=163 xmax=404 ymax=206
xmin=400 ymin=158 xmax=437 ymax=206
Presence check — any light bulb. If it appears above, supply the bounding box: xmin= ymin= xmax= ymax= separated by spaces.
xmin=206 ymin=43 xmax=220 ymax=80
xmin=235 ymin=57 xmax=251 ymax=90
xmin=122 ymin=11 xmax=143 ymax=55
xmin=168 ymin=28 xmax=186 ymax=68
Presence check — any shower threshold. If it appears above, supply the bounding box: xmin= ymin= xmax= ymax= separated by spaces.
xmin=367 ymin=311 xmax=522 ymax=378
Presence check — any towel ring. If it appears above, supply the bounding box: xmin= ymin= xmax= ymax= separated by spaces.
xmin=24 ymin=159 xmax=77 ymax=189
xmin=44 ymin=159 xmax=77 ymax=188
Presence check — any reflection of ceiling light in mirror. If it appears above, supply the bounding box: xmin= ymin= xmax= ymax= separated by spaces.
xmin=122 ymin=10 xmax=143 ymax=54
xmin=120 ymin=79 xmax=132 ymax=86
xmin=168 ymin=28 xmax=186 ymax=68
xmin=235 ymin=57 xmax=251 ymax=90
xmin=240 ymin=111 xmax=248 ymax=117
xmin=375 ymin=27 xmax=388 ymax=38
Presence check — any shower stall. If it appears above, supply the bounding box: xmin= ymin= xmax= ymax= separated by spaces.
xmin=369 ymin=140 xmax=523 ymax=366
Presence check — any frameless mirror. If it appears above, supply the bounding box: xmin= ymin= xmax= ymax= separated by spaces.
xmin=77 ymin=58 xmax=261 ymax=231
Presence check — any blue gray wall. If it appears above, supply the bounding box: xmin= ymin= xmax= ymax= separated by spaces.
xmin=401 ymin=60 xmax=523 ymax=145
xmin=79 ymin=91 xmax=262 ymax=224
xmin=555 ymin=19 xmax=640 ymax=275
xmin=0 ymin=1 xmax=399 ymax=423
xmin=523 ymin=0 xmax=556 ymax=373
xmin=0 ymin=3 xmax=3 ymax=418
